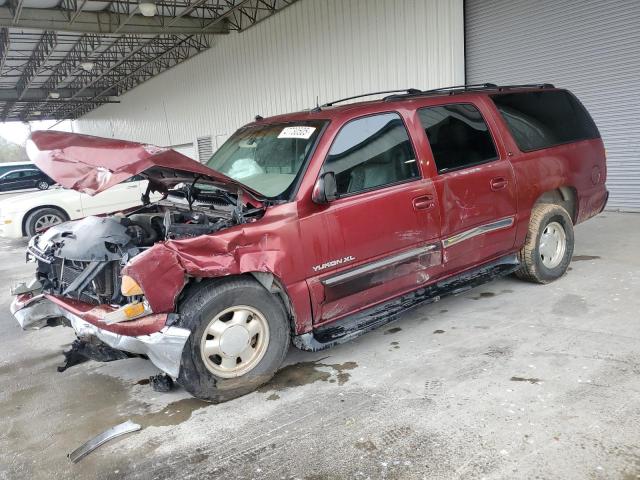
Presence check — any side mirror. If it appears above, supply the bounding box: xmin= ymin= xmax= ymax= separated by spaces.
xmin=312 ymin=171 xmax=338 ymax=204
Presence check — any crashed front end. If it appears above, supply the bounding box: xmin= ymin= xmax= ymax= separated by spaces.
xmin=10 ymin=215 xmax=195 ymax=377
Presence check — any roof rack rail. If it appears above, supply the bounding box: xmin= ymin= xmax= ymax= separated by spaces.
xmin=495 ymin=83 xmax=555 ymax=91
xmin=321 ymin=89 xmax=422 ymax=107
xmin=383 ymin=82 xmax=555 ymax=101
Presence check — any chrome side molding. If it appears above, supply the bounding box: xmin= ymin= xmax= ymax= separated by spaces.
xmin=443 ymin=216 xmax=515 ymax=248
xmin=322 ymin=243 xmax=440 ymax=287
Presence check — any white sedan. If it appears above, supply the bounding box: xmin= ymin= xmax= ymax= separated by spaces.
xmin=0 ymin=177 xmax=151 ymax=238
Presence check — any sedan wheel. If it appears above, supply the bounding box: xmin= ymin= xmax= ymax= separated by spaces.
xmin=36 ymin=181 xmax=50 ymax=190
xmin=34 ymin=213 xmax=63 ymax=233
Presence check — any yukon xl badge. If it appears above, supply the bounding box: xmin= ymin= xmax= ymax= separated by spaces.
xmin=313 ymin=256 xmax=356 ymax=273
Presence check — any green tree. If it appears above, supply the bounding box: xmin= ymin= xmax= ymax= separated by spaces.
xmin=0 ymin=136 xmax=29 ymax=163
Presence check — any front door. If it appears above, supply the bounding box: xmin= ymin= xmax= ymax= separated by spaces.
xmin=417 ymin=101 xmax=517 ymax=272
xmin=305 ymin=112 xmax=441 ymax=326
xmin=79 ymin=177 xmax=146 ymax=216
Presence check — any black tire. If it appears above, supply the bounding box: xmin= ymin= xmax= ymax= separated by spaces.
xmin=515 ymin=204 xmax=574 ymax=284
xmin=25 ymin=207 xmax=68 ymax=237
xmin=177 ymin=278 xmax=290 ymax=402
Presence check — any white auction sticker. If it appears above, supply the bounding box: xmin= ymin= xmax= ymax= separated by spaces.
xmin=278 ymin=126 xmax=316 ymax=139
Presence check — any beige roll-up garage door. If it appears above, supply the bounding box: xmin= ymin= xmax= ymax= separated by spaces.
xmin=465 ymin=0 xmax=640 ymax=211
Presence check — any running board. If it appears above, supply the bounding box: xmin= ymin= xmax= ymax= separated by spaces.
xmin=292 ymin=254 xmax=520 ymax=352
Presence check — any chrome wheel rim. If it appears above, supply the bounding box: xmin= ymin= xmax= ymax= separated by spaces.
xmin=200 ymin=305 xmax=269 ymax=378
xmin=539 ymin=221 xmax=566 ymax=269
xmin=34 ymin=213 xmax=63 ymax=233
xmin=37 ymin=181 xmax=48 ymax=190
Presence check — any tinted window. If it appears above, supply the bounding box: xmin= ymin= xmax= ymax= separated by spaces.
xmin=4 ymin=171 xmax=22 ymax=179
xmin=418 ymin=104 xmax=498 ymax=173
xmin=325 ymin=113 xmax=419 ymax=195
xmin=491 ymin=90 xmax=600 ymax=152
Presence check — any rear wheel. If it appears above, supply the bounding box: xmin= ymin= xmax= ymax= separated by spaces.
xmin=36 ymin=180 xmax=50 ymax=190
xmin=25 ymin=207 xmax=67 ymax=237
xmin=177 ymin=278 xmax=290 ymax=402
xmin=515 ymin=204 xmax=574 ymax=283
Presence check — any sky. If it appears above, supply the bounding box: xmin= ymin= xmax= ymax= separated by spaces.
xmin=0 ymin=120 xmax=74 ymax=146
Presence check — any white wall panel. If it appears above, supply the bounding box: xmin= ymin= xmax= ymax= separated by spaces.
xmin=73 ymin=0 xmax=464 ymax=149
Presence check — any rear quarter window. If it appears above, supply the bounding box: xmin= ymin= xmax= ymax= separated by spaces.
xmin=491 ymin=90 xmax=600 ymax=152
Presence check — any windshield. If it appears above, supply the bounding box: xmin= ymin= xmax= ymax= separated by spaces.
xmin=206 ymin=121 xmax=326 ymax=198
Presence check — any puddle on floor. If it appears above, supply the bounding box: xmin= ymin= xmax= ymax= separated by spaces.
xmin=572 ymin=255 xmax=601 ymax=262
xmin=384 ymin=327 xmax=402 ymax=335
xmin=132 ymin=397 xmax=209 ymax=428
xmin=472 ymin=291 xmax=495 ymax=300
xmin=0 ymin=351 xmax=63 ymax=376
xmin=260 ymin=360 xmax=358 ymax=392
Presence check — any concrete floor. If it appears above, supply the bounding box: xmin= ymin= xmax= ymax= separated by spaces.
xmin=0 ymin=212 xmax=639 ymax=480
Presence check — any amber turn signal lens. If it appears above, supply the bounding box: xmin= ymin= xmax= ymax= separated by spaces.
xmin=122 ymin=302 xmax=146 ymax=319
xmin=121 ymin=275 xmax=143 ymax=296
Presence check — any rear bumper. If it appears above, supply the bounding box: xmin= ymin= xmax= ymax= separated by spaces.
xmin=10 ymin=294 xmax=189 ymax=378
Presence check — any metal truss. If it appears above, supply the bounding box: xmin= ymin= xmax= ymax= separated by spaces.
xmin=0 ymin=0 xmax=298 ymax=121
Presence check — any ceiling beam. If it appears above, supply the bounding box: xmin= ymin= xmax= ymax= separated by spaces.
xmin=0 ymin=7 xmax=230 ymax=34
xmin=0 ymin=27 xmax=9 ymax=75
xmin=16 ymin=31 xmax=58 ymax=100
xmin=8 ymin=0 xmax=25 ymax=24
xmin=0 ymin=87 xmax=103 ymax=101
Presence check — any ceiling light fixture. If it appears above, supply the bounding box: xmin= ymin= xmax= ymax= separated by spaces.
xmin=48 ymin=92 xmax=60 ymax=99
xmin=138 ymin=2 xmax=157 ymax=17
xmin=80 ymin=61 xmax=95 ymax=72
xmin=31 ymin=110 xmax=42 ymax=116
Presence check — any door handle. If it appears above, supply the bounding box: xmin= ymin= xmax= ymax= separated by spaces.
xmin=413 ymin=194 xmax=435 ymax=210
xmin=490 ymin=177 xmax=508 ymax=191
xmin=126 ymin=184 xmax=138 ymax=189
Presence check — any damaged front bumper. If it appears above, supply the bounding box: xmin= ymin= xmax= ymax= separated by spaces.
xmin=10 ymin=294 xmax=190 ymax=378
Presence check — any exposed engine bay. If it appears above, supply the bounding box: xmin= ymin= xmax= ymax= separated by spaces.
xmin=27 ymin=185 xmax=264 ymax=306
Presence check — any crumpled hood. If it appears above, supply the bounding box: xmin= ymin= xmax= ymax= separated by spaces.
xmin=27 ymin=130 xmax=260 ymax=200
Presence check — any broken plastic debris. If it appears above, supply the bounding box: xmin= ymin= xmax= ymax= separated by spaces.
xmin=150 ymin=373 xmax=174 ymax=392
xmin=68 ymin=420 xmax=141 ymax=463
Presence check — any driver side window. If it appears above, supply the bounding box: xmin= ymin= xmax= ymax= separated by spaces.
xmin=324 ymin=112 xmax=420 ymax=196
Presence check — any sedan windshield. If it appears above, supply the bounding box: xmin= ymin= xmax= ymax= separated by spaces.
xmin=206 ymin=121 xmax=326 ymax=198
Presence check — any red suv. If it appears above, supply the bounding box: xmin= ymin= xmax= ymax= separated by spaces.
xmin=11 ymin=84 xmax=607 ymax=402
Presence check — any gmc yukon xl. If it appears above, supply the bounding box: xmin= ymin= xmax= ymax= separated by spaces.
xmin=10 ymin=84 xmax=608 ymax=402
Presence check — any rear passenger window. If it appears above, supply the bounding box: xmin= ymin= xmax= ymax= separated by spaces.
xmin=491 ymin=90 xmax=600 ymax=152
xmin=418 ymin=104 xmax=498 ymax=173
xmin=325 ymin=112 xmax=420 ymax=195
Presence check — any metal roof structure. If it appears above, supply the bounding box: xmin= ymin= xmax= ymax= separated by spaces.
xmin=0 ymin=0 xmax=296 ymax=122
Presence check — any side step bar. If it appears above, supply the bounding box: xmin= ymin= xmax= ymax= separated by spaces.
xmin=292 ymin=254 xmax=520 ymax=352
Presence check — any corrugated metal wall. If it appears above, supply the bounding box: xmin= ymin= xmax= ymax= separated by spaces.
xmin=73 ymin=0 xmax=464 ymax=151
xmin=465 ymin=0 xmax=640 ymax=211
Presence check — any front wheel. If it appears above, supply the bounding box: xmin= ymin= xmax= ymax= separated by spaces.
xmin=515 ymin=204 xmax=574 ymax=284
xmin=177 ymin=278 xmax=290 ymax=402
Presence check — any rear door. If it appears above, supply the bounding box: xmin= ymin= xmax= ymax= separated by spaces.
xmin=417 ymin=100 xmax=517 ymax=272
xmin=305 ymin=112 xmax=442 ymax=326
xmin=22 ymin=169 xmax=43 ymax=188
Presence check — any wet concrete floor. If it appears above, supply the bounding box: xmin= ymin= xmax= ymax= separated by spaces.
xmin=1 ymin=212 xmax=639 ymax=479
